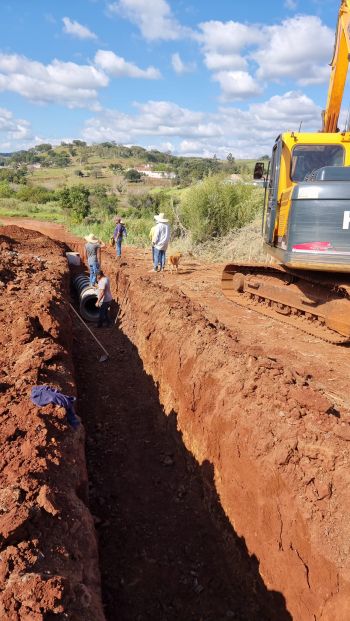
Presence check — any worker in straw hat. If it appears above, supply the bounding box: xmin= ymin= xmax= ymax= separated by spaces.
xmin=84 ymin=233 xmax=105 ymax=286
xmin=150 ymin=213 xmax=170 ymax=272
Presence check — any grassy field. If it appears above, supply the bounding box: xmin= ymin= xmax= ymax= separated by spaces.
xmin=0 ymin=198 xmax=64 ymax=222
xmin=29 ymin=166 xmax=174 ymax=192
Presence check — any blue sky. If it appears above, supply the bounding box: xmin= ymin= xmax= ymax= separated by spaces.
xmin=0 ymin=0 xmax=343 ymax=157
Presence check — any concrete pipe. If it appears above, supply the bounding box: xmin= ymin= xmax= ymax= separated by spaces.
xmin=72 ymin=274 xmax=99 ymax=322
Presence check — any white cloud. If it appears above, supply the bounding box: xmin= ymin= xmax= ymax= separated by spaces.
xmin=0 ymin=53 xmax=108 ymax=109
xmin=62 ymin=17 xmax=97 ymax=40
xmin=284 ymin=0 xmax=297 ymax=9
xmin=81 ymin=91 xmax=322 ymax=158
xmin=196 ymin=19 xmax=263 ymax=73
xmin=83 ymin=100 xmax=221 ymax=144
xmin=249 ymin=91 xmax=320 ymax=128
xmin=203 ymin=52 xmax=247 ymax=72
xmin=213 ymin=70 xmax=262 ymax=101
xmin=195 ymin=15 xmax=333 ymax=99
xmin=195 ymin=20 xmax=264 ymax=99
xmin=107 ymin=0 xmax=190 ymax=40
xmin=0 ymin=108 xmax=32 ymax=150
xmin=254 ymin=16 xmax=333 ymax=85
xmin=95 ymin=50 xmax=161 ymax=79
xmin=196 ymin=20 xmax=263 ymax=54
xmin=171 ymin=53 xmax=196 ymax=75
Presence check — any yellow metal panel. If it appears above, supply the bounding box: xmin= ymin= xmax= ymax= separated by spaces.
xmin=276 ymin=142 xmax=293 ymax=238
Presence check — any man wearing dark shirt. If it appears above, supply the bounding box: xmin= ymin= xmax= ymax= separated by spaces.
xmin=113 ymin=218 xmax=127 ymax=258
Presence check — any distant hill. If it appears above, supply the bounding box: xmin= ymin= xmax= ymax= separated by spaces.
xmin=0 ymin=142 xmax=257 ymax=191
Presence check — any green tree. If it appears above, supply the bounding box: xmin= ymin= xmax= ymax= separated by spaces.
xmin=60 ymin=185 xmax=90 ymax=222
xmin=0 ymin=167 xmax=28 ymax=184
xmin=35 ymin=143 xmax=52 ymax=152
xmin=48 ymin=150 xmax=71 ymax=168
xmin=109 ymin=162 xmax=124 ymax=173
xmin=124 ymin=168 xmax=142 ymax=182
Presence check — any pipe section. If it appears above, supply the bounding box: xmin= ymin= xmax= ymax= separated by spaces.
xmin=72 ymin=274 xmax=99 ymax=322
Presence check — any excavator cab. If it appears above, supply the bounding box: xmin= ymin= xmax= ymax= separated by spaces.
xmin=260 ymin=132 xmax=350 ymax=272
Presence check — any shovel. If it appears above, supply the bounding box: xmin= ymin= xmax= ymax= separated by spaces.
xmin=69 ymin=302 xmax=110 ymax=362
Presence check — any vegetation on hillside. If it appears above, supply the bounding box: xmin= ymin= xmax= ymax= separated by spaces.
xmin=0 ymin=142 xmax=265 ymax=259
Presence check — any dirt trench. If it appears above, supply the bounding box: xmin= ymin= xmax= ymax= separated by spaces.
xmin=3 ymin=218 xmax=350 ymax=620
xmin=101 ymin=251 xmax=350 ymax=621
xmin=0 ymin=223 xmax=291 ymax=620
xmin=73 ymin=302 xmax=291 ymax=621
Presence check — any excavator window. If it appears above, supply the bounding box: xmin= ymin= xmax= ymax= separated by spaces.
xmin=291 ymin=145 xmax=344 ymax=182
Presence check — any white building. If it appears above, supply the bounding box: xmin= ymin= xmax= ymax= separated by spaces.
xmin=134 ymin=165 xmax=176 ymax=180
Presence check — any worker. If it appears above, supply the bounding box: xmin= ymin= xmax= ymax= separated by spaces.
xmin=113 ymin=217 xmax=127 ymax=259
xmin=151 ymin=213 xmax=170 ymax=272
xmin=84 ymin=233 xmax=104 ymax=286
xmin=149 ymin=222 xmax=157 ymax=264
xmin=95 ymin=270 xmax=113 ymax=328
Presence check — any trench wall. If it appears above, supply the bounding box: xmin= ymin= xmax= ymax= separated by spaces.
xmin=0 ymin=226 xmax=105 ymax=621
xmin=113 ymin=265 xmax=350 ymax=621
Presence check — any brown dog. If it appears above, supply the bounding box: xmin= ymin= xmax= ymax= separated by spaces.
xmin=168 ymin=253 xmax=182 ymax=273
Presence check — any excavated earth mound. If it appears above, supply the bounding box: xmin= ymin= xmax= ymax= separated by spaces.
xmin=0 ymin=226 xmax=104 ymax=621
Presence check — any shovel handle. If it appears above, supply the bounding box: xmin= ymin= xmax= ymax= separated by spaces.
xmin=69 ymin=303 xmax=110 ymax=358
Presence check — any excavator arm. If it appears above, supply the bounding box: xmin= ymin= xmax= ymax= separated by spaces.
xmin=322 ymin=0 xmax=350 ymax=132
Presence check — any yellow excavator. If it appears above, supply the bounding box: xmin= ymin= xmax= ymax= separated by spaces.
xmin=222 ymin=0 xmax=350 ymax=343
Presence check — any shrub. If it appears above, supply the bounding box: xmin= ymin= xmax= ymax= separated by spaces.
xmin=16 ymin=185 xmax=54 ymax=204
xmin=89 ymin=185 xmax=119 ymax=216
xmin=0 ymin=182 xmax=14 ymax=198
xmin=128 ymin=192 xmax=160 ymax=214
xmin=179 ymin=175 xmax=263 ymax=243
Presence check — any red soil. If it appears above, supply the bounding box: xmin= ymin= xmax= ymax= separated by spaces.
xmin=3 ymin=218 xmax=350 ymax=620
xmin=0 ymin=225 xmax=104 ymax=620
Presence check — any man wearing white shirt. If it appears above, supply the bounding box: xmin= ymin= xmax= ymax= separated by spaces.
xmin=151 ymin=213 xmax=170 ymax=272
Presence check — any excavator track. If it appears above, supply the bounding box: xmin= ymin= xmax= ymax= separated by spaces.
xmin=221 ymin=263 xmax=350 ymax=344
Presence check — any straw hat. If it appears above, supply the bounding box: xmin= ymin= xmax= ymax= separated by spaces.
xmin=154 ymin=212 xmax=169 ymax=223
xmin=84 ymin=233 xmax=99 ymax=243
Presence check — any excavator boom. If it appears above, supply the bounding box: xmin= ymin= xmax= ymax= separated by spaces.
xmin=322 ymin=0 xmax=350 ymax=132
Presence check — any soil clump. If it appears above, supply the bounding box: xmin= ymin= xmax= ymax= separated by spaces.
xmin=0 ymin=226 xmax=104 ymax=621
